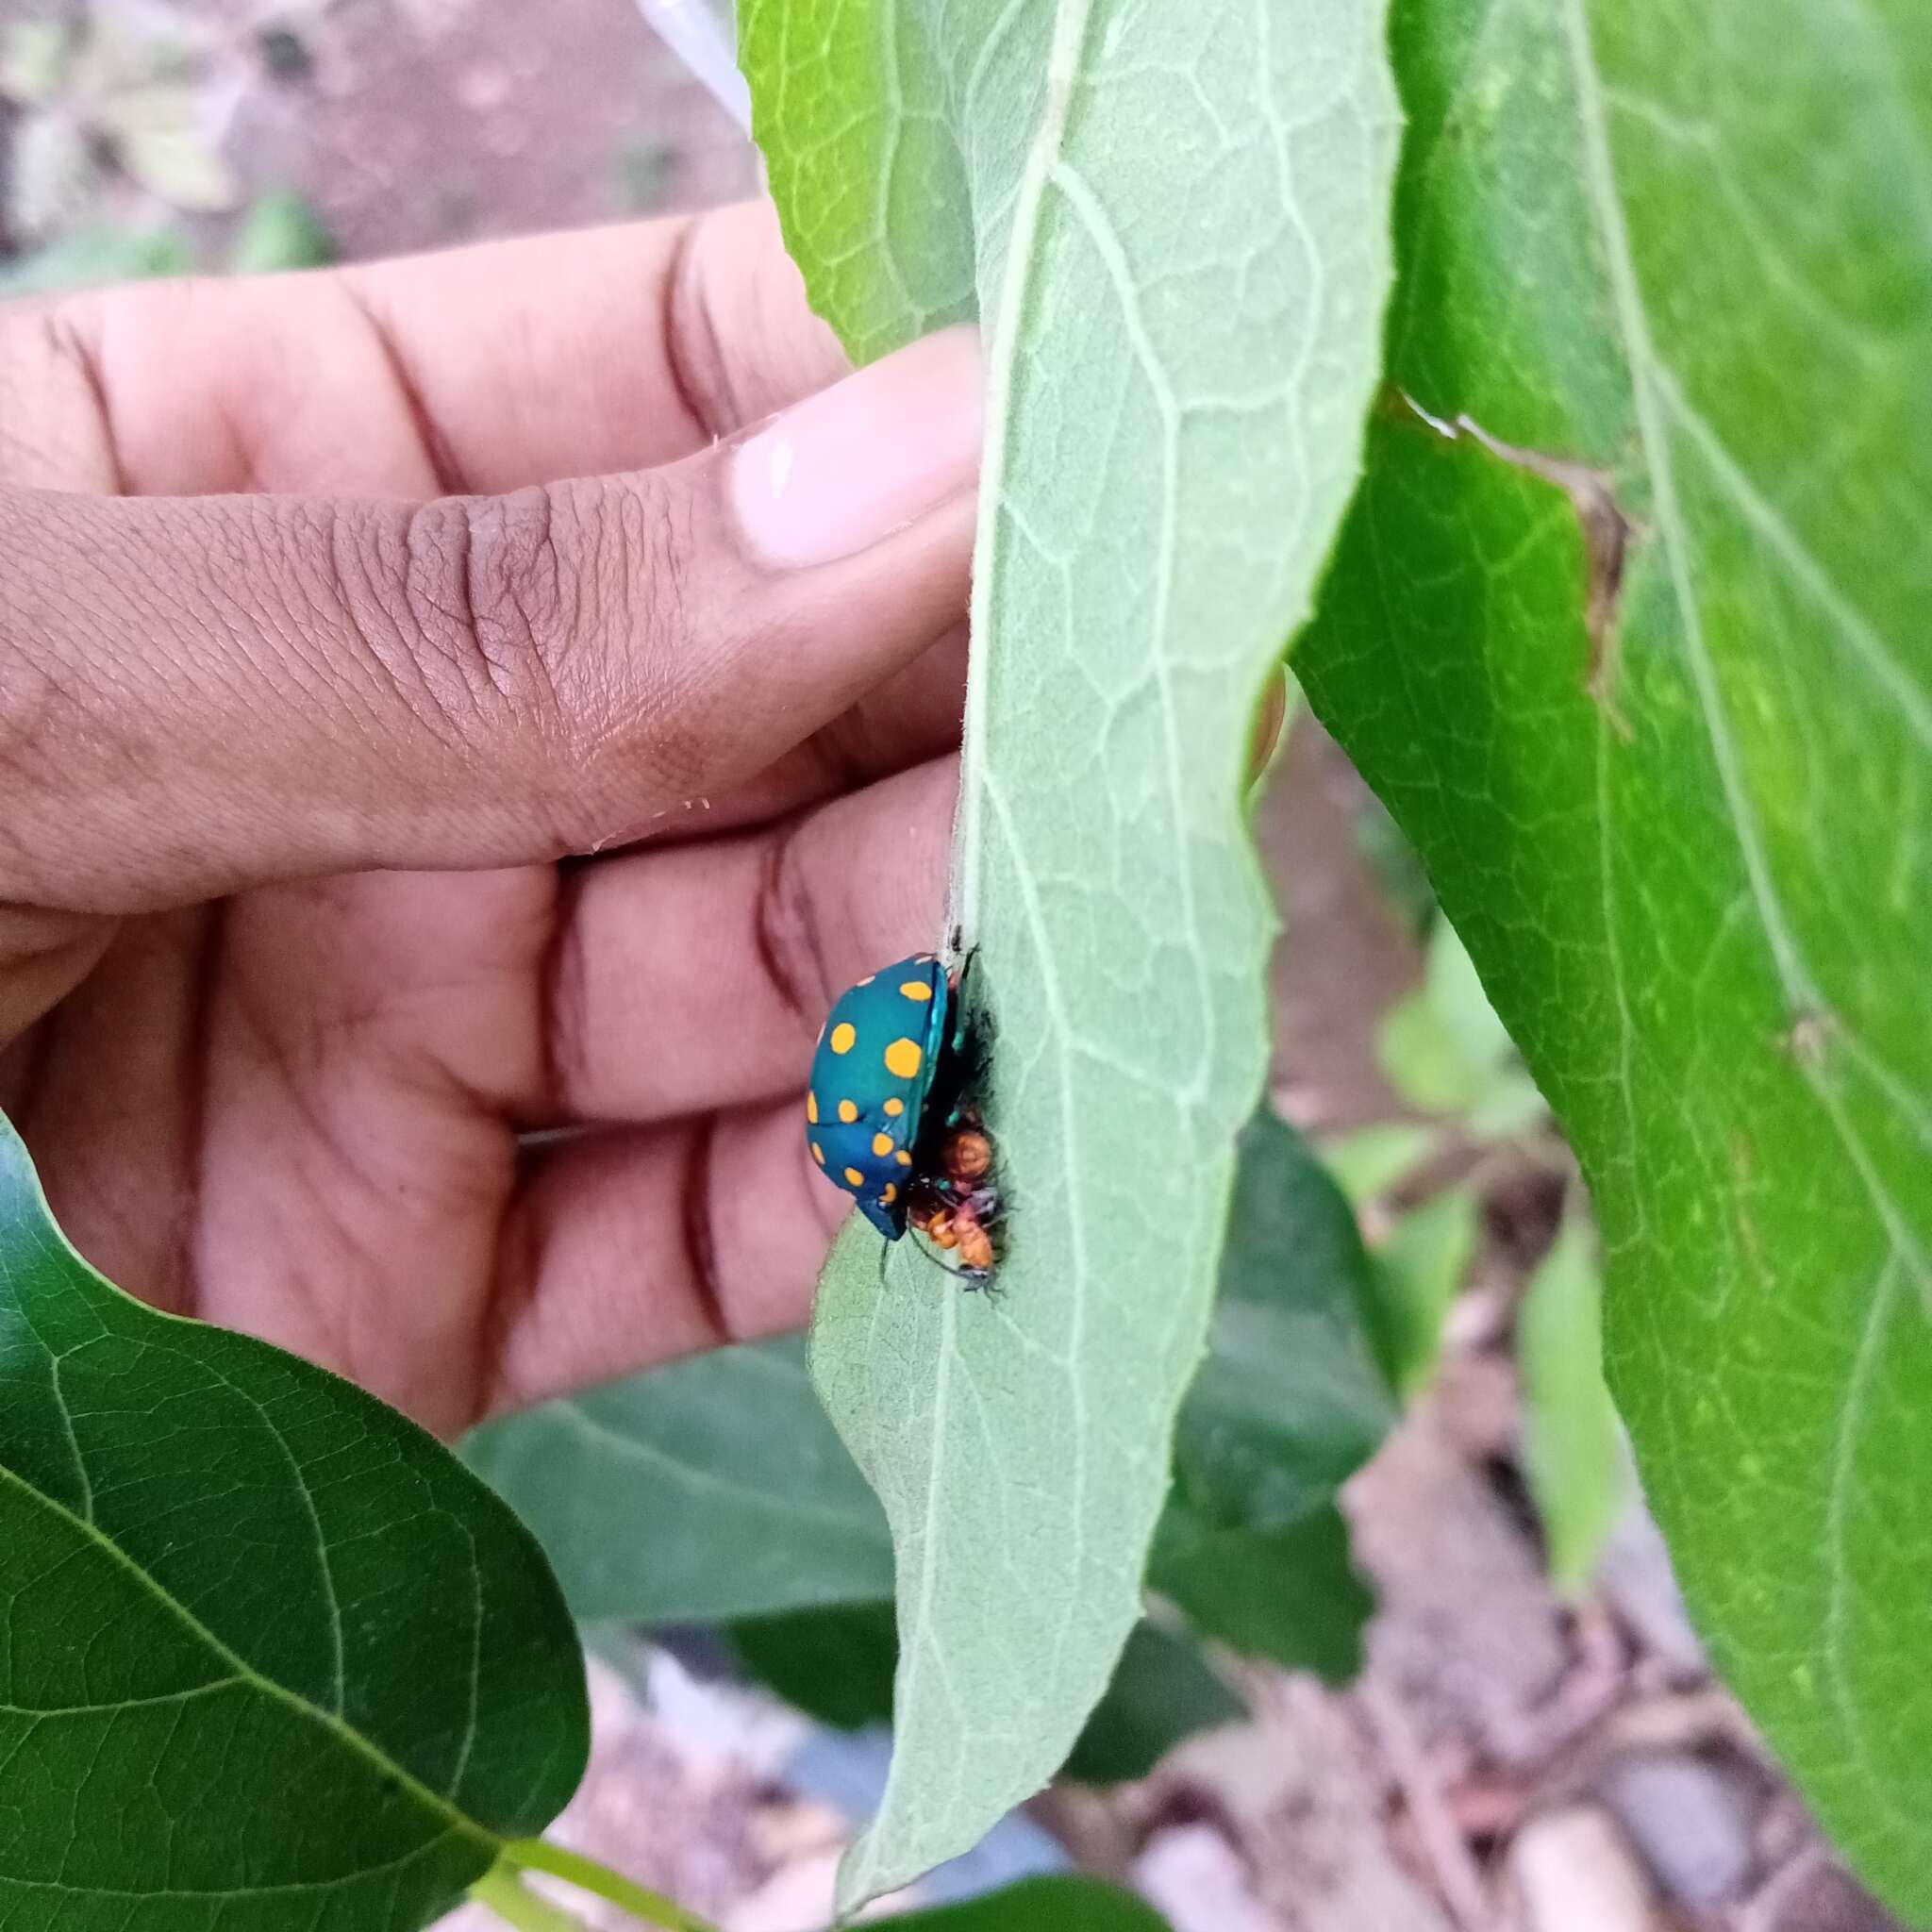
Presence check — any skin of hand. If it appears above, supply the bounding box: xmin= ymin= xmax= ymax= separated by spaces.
xmin=0 ymin=201 xmax=981 ymax=1439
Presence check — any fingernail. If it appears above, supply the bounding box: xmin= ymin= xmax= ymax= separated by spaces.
xmin=731 ymin=325 xmax=983 ymax=569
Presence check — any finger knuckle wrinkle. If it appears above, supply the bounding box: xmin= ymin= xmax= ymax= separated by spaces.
xmin=378 ymin=488 xmax=591 ymax=736
xmin=456 ymin=487 xmax=567 ymax=691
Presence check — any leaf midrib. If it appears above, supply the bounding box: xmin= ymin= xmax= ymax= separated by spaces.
xmin=951 ymin=0 xmax=1092 ymax=944
xmin=846 ymin=0 xmax=1097 ymax=1901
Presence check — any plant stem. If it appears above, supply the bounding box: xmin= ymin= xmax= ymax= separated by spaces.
xmin=502 ymin=1838 xmax=720 ymax=1932
xmin=470 ymin=1863 xmax=596 ymax=1932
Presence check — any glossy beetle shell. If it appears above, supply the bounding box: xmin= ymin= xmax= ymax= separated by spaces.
xmin=806 ymin=953 xmax=949 ymax=1238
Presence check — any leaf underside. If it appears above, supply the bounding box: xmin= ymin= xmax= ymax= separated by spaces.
xmin=0 ymin=1117 xmax=587 ymax=1929
xmin=742 ymin=0 xmax=1400 ymax=1905
xmin=1296 ymin=0 xmax=1932 ymax=1914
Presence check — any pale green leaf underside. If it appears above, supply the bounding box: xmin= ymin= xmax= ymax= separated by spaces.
xmin=743 ymin=0 xmax=1399 ymax=1907
xmin=1297 ymin=0 xmax=1932 ymax=1913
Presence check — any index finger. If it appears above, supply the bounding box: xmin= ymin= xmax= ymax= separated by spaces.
xmin=48 ymin=202 xmax=846 ymax=500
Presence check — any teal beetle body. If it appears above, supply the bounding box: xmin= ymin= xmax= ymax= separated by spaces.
xmin=807 ymin=953 xmax=950 ymax=1238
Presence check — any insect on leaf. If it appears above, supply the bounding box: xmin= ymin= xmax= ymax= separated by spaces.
xmin=743 ymin=1 xmax=1400 ymax=1905
xmin=470 ymin=1105 xmax=1391 ymax=1761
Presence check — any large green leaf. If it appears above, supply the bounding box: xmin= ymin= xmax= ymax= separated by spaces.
xmin=1057 ymin=1621 xmax=1243 ymax=1785
xmin=1150 ymin=1499 xmax=1372 ymax=1685
xmin=464 ymin=1337 xmax=893 ymax=1622
xmin=0 ymin=1115 xmax=588 ymax=1927
xmin=1296 ymin=0 xmax=1932 ymax=1914
xmin=742 ymin=3 xmax=1399 ymax=1904
xmin=728 ymin=1600 xmax=901 ymax=1732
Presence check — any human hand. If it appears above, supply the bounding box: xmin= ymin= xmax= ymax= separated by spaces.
xmin=0 ymin=203 xmax=979 ymax=1437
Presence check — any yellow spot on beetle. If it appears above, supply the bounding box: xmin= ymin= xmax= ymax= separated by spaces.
xmin=829 ymin=1022 xmax=857 ymax=1055
xmin=838 ymin=1099 xmax=858 ymax=1124
xmin=884 ymin=1038 xmax=923 ymax=1079
xmin=872 ymin=1131 xmax=894 ymax=1158
xmin=882 ymin=1182 xmax=898 ymax=1206
xmin=806 ymin=1092 xmax=819 ymax=1124
xmin=810 ymin=1142 xmax=825 ymax=1165
xmin=895 ymin=1149 xmax=914 ymax=1168
xmin=884 ymin=1097 xmax=905 ymax=1117
xmin=900 ymin=980 xmax=934 ymax=1003
xmin=843 ymin=1166 xmax=865 ymax=1188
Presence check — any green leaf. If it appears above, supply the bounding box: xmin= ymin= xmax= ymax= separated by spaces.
xmin=1517 ymin=1208 xmax=1629 ymax=1594
xmin=0 ymin=223 xmax=192 ymax=295
xmin=729 ymin=1600 xmax=900 ymax=1732
xmin=1419 ymin=919 xmax=1515 ymax=1091
xmin=1378 ymin=921 xmax=1547 ymax=1138
xmin=0 ymin=1114 xmax=588 ymax=1926
xmin=876 ymin=1876 xmax=1173 ymax=1932
xmin=744 ymin=2 xmax=1400 ymax=1905
xmin=1375 ymin=991 xmax=1476 ymax=1117
xmin=1319 ymin=1123 xmax=1437 ymax=1206
xmin=228 ymin=187 xmax=337 ymax=274
xmin=1058 ymin=1622 xmax=1244 ymax=1785
xmin=1172 ymin=1108 xmax=1398 ymax=1532
xmin=730 ymin=1602 xmax=1242 ymax=1786
xmin=463 ymin=1337 xmax=893 ymax=1624
xmin=1369 ymin=1184 xmax=1479 ymax=1400
xmin=1150 ymin=1500 xmax=1372 ymax=1684
xmin=1295 ymin=0 xmax=1932 ymax=1915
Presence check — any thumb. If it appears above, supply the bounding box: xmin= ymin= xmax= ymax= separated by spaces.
xmin=0 ymin=326 xmax=981 ymax=915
